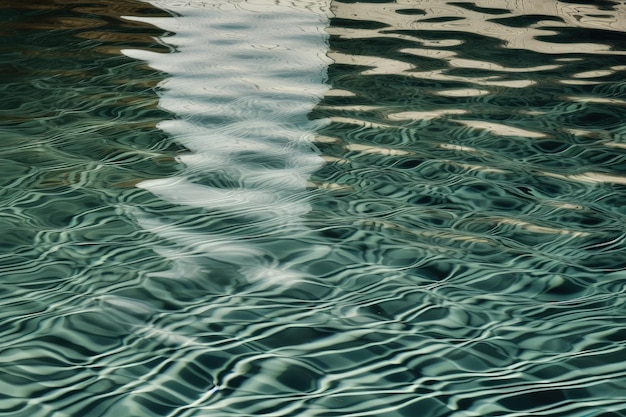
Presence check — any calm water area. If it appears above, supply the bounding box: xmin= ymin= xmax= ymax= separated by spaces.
xmin=1 ymin=0 xmax=626 ymax=416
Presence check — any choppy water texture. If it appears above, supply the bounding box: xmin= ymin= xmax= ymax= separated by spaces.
xmin=1 ymin=0 xmax=626 ymax=415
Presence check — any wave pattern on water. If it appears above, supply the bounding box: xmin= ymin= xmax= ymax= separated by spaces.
xmin=1 ymin=0 xmax=626 ymax=416
xmin=306 ymin=0 xmax=626 ymax=415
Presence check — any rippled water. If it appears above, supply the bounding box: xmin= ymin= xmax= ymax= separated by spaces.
xmin=2 ymin=0 xmax=626 ymax=416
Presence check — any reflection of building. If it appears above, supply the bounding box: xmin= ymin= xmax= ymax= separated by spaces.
xmin=313 ymin=0 xmax=626 ymax=196
xmin=327 ymin=0 xmax=626 ymax=89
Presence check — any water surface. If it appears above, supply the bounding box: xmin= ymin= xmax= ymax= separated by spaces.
xmin=1 ymin=0 xmax=626 ymax=416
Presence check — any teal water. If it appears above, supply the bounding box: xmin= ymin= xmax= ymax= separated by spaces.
xmin=1 ymin=0 xmax=626 ymax=416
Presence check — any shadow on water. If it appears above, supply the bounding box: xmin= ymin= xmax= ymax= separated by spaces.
xmin=0 ymin=0 xmax=185 ymax=190
xmin=0 ymin=0 xmax=188 ymax=278
xmin=0 ymin=2 xmax=193 ymax=416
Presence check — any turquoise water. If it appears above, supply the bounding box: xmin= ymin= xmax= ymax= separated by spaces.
xmin=1 ymin=0 xmax=626 ymax=416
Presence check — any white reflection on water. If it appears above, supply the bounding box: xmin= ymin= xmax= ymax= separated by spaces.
xmin=99 ymin=2 xmax=333 ymax=414
xmin=121 ymin=0 xmax=332 ymax=276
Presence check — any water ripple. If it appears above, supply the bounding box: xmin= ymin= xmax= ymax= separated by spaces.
xmin=307 ymin=0 xmax=626 ymax=415
xmin=1 ymin=0 xmax=626 ymax=416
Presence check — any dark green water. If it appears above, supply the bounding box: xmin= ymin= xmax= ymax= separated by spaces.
xmin=1 ymin=0 xmax=626 ymax=416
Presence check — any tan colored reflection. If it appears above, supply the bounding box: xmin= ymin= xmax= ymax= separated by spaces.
xmin=328 ymin=0 xmax=626 ymax=85
xmin=542 ymin=170 xmax=626 ymax=186
xmin=388 ymin=109 xmax=467 ymax=121
xmin=331 ymin=0 xmax=626 ymax=53
xmin=494 ymin=217 xmax=591 ymax=236
xmin=454 ymin=120 xmax=547 ymax=138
